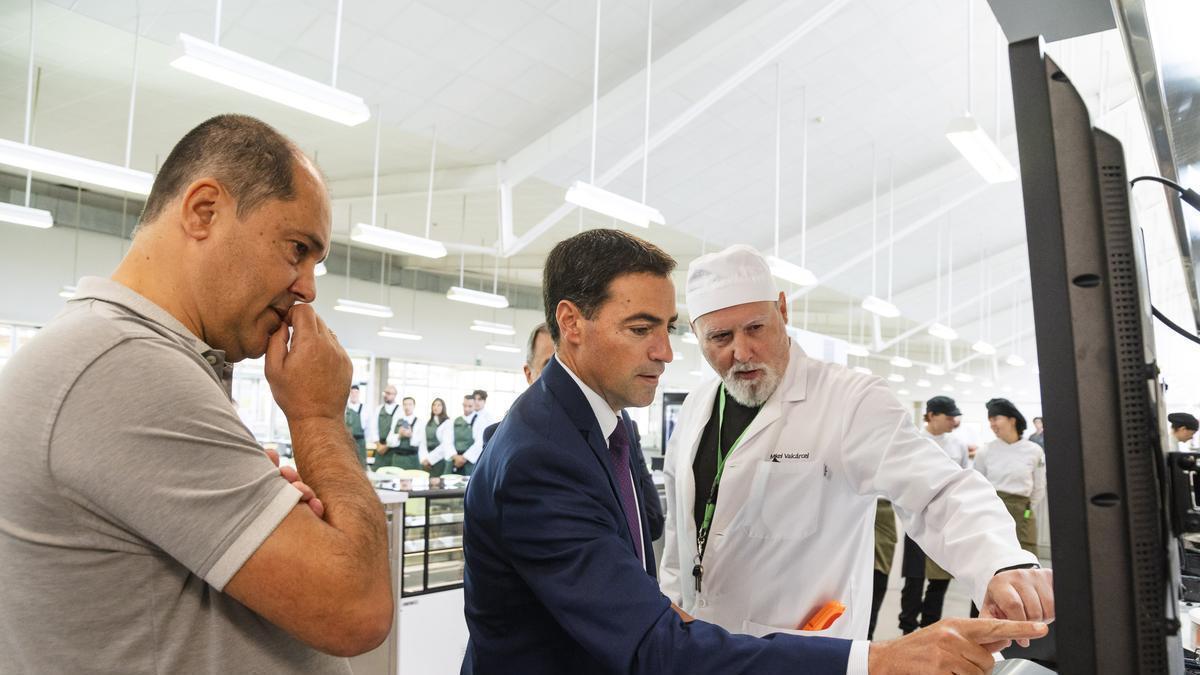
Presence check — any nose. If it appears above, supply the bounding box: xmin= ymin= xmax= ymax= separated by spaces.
xmin=650 ymin=329 xmax=673 ymax=364
xmin=292 ymin=264 xmax=318 ymax=303
xmin=731 ymin=330 xmax=755 ymax=364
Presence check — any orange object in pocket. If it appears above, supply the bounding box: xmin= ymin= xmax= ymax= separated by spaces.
xmin=800 ymin=601 xmax=846 ymax=631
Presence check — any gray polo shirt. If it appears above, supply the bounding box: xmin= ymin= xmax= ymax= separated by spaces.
xmin=0 ymin=277 xmax=350 ymax=673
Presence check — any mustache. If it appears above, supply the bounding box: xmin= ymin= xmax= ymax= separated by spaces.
xmin=728 ymin=361 xmax=768 ymax=374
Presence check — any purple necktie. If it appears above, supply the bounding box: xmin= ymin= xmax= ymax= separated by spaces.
xmin=608 ymin=421 xmax=644 ymax=564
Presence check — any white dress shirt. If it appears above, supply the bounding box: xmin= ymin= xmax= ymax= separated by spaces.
xmin=975 ymin=438 xmax=1046 ymax=503
xmin=386 ymin=413 xmax=424 ymax=450
xmin=560 ymin=359 xmax=645 ymax=568
xmin=366 ymin=402 xmax=399 ymax=446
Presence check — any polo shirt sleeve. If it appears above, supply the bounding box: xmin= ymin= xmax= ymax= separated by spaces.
xmin=48 ymin=337 xmax=302 ymax=591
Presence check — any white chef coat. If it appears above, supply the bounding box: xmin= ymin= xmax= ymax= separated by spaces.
xmin=385 ymin=414 xmax=424 ymax=450
xmin=920 ymin=428 xmax=971 ymax=469
xmin=365 ymin=402 xmax=400 ymax=446
xmin=659 ymin=341 xmax=1036 ymax=657
xmin=974 ymin=438 xmax=1046 ymax=504
xmin=418 ymin=418 xmax=454 ymax=465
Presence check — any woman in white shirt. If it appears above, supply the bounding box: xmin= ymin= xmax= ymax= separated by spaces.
xmin=419 ymin=398 xmax=454 ymax=476
xmin=975 ymin=398 xmax=1046 ymax=556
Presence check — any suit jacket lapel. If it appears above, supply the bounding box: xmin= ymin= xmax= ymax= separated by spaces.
xmin=541 ymin=357 xmax=634 ymax=552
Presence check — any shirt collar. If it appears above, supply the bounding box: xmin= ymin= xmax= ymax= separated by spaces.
xmin=72 ymin=276 xmax=231 ymax=380
xmin=558 ymin=359 xmax=619 ymax=442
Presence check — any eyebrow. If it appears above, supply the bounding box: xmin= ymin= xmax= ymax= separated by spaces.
xmin=289 ymin=230 xmax=329 ymax=262
xmin=623 ymin=312 xmax=678 ymax=325
xmin=702 ymin=315 xmax=772 ymax=337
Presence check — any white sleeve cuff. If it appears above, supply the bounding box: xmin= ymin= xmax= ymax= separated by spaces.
xmin=847 ymin=640 xmax=870 ymax=675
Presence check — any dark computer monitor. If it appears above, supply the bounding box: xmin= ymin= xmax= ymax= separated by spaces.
xmin=1009 ymin=36 xmax=1183 ymax=674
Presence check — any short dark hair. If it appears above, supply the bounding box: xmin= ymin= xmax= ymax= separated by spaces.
xmin=1033 ymin=417 xmax=1043 ymax=423
xmin=542 ymin=229 xmax=676 ymax=342
xmin=402 ymin=396 xmax=415 ymax=404
xmin=464 ymin=394 xmax=474 ymax=400
xmin=472 ymin=390 xmax=488 ymax=401
xmin=138 ymin=114 xmax=304 ymax=226
xmin=350 ymin=385 xmax=360 ymax=391
xmin=525 ymin=323 xmax=550 ymax=366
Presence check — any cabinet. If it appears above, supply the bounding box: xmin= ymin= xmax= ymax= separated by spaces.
xmin=400 ymin=488 xmax=466 ymax=596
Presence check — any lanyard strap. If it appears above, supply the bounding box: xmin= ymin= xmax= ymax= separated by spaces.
xmin=696 ymin=385 xmax=756 ymax=563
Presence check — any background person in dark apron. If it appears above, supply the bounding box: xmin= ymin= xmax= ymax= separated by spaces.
xmin=421 ymin=398 xmax=451 ymax=475
xmin=343 ymin=385 xmax=366 ymax=469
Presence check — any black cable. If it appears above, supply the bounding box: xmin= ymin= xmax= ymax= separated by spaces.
xmin=1130 ymin=175 xmax=1200 ymax=213
xmin=1152 ymin=305 xmax=1200 ymax=346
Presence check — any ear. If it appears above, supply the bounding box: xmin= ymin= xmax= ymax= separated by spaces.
xmin=555 ymin=299 xmax=585 ymax=346
xmin=177 ymin=177 xmax=227 ymax=241
xmin=777 ymin=291 xmax=789 ymax=325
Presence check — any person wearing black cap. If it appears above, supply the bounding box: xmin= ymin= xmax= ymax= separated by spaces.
xmin=1170 ymin=412 xmax=1198 ymax=446
xmin=975 ymin=398 xmax=1046 ymax=558
xmin=892 ymin=396 xmax=971 ymax=635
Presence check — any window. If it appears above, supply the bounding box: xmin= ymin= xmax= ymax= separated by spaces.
xmin=387 ymin=358 xmax=529 ymax=422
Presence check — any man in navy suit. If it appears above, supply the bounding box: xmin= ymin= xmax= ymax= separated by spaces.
xmin=461 ymin=229 xmax=1045 ymax=674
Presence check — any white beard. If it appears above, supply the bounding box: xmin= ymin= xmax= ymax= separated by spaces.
xmin=721 ymin=361 xmax=782 ymax=407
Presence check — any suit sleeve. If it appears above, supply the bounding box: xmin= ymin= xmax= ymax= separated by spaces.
xmin=838 ymin=377 xmax=1036 ymax=605
xmin=497 ymin=441 xmax=851 ymax=674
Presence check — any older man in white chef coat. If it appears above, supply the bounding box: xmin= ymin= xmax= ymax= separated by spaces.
xmin=659 ymin=244 xmax=1054 ymax=642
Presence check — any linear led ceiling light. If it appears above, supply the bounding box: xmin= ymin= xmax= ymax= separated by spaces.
xmin=378 ymin=327 xmax=422 ymax=341
xmin=916 ymin=378 xmax=932 ymax=388
xmin=765 ymin=67 xmax=817 ymax=288
xmin=928 ymin=323 xmax=958 ymax=341
xmin=0 ymin=201 xmax=53 ymax=228
xmin=889 ymin=355 xmax=913 ymax=368
xmin=334 ymin=298 xmax=393 ymax=318
xmin=351 ymin=223 xmax=447 ymax=259
xmin=946 ymin=115 xmax=1016 ymax=184
xmin=447 ymin=286 xmax=509 ymax=309
xmin=563 ymin=0 xmax=664 ymax=229
xmin=58 ymin=284 xmax=77 ymax=299
xmin=861 ymin=295 xmax=900 ymax=318
xmin=887 ymin=373 xmax=905 ymax=383
xmin=0 ymin=139 xmax=154 ymax=196
xmin=945 ymin=2 xmax=1015 ymax=184
xmin=470 ymin=320 xmax=515 ymax=336
xmin=171 ymin=33 xmax=369 ymax=126
xmin=954 ymin=372 xmax=974 ymax=383
xmin=485 ymin=343 xmax=522 ymax=354
xmin=853 ymin=366 xmax=873 ymax=376
xmin=925 ymin=365 xmax=946 ymax=376
xmin=766 ymin=255 xmax=817 ymax=287
xmin=565 ymin=181 xmax=664 ymax=228
xmin=845 ymin=343 xmax=870 ymax=358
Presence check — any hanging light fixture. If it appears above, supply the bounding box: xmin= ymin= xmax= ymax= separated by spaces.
xmin=917 ymin=378 xmax=932 ymax=388
xmin=889 ymin=355 xmax=913 ymax=368
xmin=485 ymin=343 xmax=522 ymax=354
xmin=926 ymin=365 xmax=946 ymax=376
xmin=862 ymin=150 xmax=900 ymax=318
xmin=170 ymin=0 xmax=368 ymax=126
xmin=564 ymin=0 xmax=664 ymax=228
xmin=378 ymin=327 xmax=422 ymax=341
xmin=334 ymin=298 xmax=393 ymax=318
xmin=334 ymin=204 xmax=394 ymax=319
xmin=1006 ymin=354 xmax=1026 ymax=367
xmin=887 ymin=373 xmax=905 ymax=383
xmin=0 ymin=201 xmax=51 ymax=229
xmin=766 ymin=68 xmax=816 ymax=287
xmin=351 ymin=118 xmax=446 ymax=258
xmin=845 ymin=343 xmax=870 ymax=358
xmin=955 ymin=372 xmax=974 ymax=383
xmin=470 ymin=320 xmax=516 ymax=336
xmin=446 ymin=197 xmax=509 ymax=308
xmin=945 ymin=1 xmax=1015 ymax=183
xmin=928 ymin=216 xmax=957 ymax=341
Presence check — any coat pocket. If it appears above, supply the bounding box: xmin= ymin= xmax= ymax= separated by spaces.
xmin=745 ymin=460 xmax=822 ymax=542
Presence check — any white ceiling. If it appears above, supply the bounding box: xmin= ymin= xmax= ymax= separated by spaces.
xmin=0 ymin=0 xmax=1143 ymax=400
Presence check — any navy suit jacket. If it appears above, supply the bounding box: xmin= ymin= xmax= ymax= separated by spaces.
xmin=461 ymin=356 xmax=851 ymax=674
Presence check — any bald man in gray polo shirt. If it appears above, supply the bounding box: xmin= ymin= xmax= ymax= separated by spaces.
xmin=0 ymin=115 xmax=391 ymax=672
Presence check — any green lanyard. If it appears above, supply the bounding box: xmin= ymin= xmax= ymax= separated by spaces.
xmin=692 ymin=385 xmax=757 ymax=592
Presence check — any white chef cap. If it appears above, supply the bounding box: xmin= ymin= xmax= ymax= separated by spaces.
xmin=685 ymin=244 xmax=779 ymax=321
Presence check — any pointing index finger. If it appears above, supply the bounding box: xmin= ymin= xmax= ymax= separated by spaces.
xmin=961 ymin=618 xmax=1048 ymax=643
